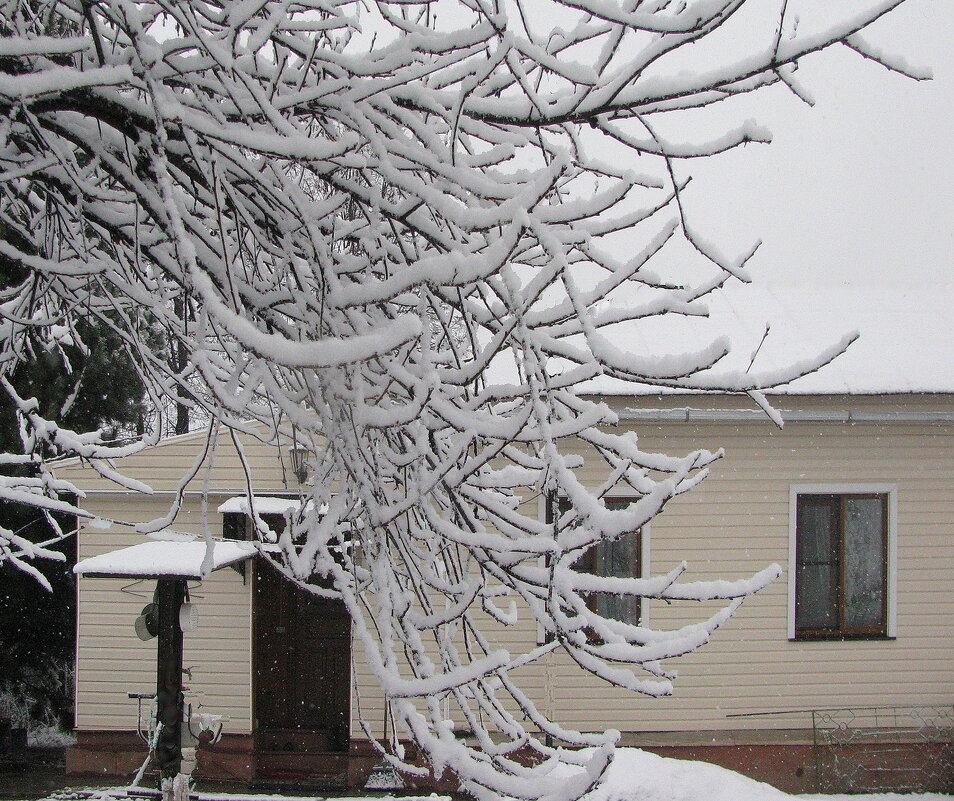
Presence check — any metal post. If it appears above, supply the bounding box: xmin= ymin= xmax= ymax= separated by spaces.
xmin=812 ymin=710 xmax=821 ymax=793
xmin=155 ymin=578 xmax=186 ymax=784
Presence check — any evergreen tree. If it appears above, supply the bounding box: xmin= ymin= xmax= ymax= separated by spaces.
xmin=0 ymin=265 xmax=147 ymax=730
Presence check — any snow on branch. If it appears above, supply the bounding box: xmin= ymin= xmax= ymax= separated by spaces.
xmin=0 ymin=0 xmax=921 ymax=798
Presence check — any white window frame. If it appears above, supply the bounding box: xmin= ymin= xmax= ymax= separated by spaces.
xmin=788 ymin=483 xmax=898 ymax=640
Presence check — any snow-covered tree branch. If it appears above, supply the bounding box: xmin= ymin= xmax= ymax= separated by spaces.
xmin=0 ymin=0 xmax=918 ymax=797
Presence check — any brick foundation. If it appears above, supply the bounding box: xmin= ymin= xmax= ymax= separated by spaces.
xmin=69 ymin=731 xmax=380 ymax=789
xmin=68 ymin=732 xmax=953 ymax=795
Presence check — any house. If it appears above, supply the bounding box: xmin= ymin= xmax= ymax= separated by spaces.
xmin=60 ymin=284 xmax=954 ymax=794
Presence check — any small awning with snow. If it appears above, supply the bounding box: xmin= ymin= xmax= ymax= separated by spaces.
xmin=216 ymin=496 xmax=304 ymax=516
xmin=74 ymin=539 xmax=258 ymax=580
xmin=217 ymin=495 xmax=327 ymax=517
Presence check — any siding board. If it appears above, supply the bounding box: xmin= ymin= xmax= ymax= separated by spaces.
xmin=65 ymin=395 xmax=954 ymax=738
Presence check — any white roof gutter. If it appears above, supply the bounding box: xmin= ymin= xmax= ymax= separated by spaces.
xmin=618 ymin=408 xmax=954 ymax=424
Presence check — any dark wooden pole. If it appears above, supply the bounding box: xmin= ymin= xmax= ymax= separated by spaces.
xmin=155 ymin=578 xmax=185 ymax=782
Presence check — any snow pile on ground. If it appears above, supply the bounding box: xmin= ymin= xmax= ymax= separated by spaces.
xmin=565 ymin=748 xmax=951 ymax=801
xmin=563 ymin=748 xmax=786 ymax=801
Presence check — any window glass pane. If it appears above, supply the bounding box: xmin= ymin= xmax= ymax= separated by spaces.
xmin=222 ymin=512 xmax=248 ymax=540
xmin=594 ymin=532 xmax=640 ymax=623
xmin=797 ymin=497 xmax=837 ymax=563
xmin=796 ymin=496 xmax=838 ymax=631
xmin=596 ymin=535 xmax=638 ymax=578
xmin=844 ymin=497 xmax=885 ymax=628
xmin=595 ymin=593 xmax=641 ymax=624
xmin=796 ymin=564 xmax=838 ymax=629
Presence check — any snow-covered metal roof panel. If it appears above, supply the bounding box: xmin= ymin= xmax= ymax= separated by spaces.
xmin=488 ymin=282 xmax=954 ymax=396
xmin=74 ymin=539 xmax=257 ymax=580
xmin=216 ymin=496 xmax=302 ymax=515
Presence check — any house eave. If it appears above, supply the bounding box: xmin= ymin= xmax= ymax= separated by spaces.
xmin=617 ymin=408 xmax=954 ymax=424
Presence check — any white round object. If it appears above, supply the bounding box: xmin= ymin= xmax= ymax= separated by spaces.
xmin=179 ymin=602 xmax=199 ymax=632
xmin=135 ymin=602 xmax=159 ymax=641
xmin=134 ymin=614 xmax=154 ymax=641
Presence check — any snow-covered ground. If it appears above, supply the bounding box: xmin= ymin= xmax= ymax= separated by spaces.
xmin=569 ymin=748 xmax=950 ymax=801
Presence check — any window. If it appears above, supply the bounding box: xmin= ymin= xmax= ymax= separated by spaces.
xmin=221 ymin=502 xmax=292 ymax=579
xmin=222 ymin=512 xmax=248 ymax=541
xmin=222 ymin=512 xmax=286 ymax=541
xmin=793 ymin=490 xmax=892 ymax=640
xmin=219 ymin=496 xmax=301 ymax=541
xmin=546 ymin=496 xmax=643 ymax=625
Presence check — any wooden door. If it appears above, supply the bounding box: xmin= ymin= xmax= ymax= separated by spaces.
xmin=253 ymin=561 xmax=351 ymax=753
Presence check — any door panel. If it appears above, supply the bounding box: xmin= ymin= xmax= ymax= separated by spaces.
xmin=254 ymin=561 xmax=351 ymax=753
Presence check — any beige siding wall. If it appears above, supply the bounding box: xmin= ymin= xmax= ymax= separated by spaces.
xmin=64 ymin=396 xmax=954 ymax=742
xmin=57 ymin=425 xmax=295 ymax=495
xmin=63 ymin=428 xmax=297 ymax=736
xmin=483 ymin=397 xmax=954 ymax=739
xmin=73 ymin=495 xmax=254 ymax=734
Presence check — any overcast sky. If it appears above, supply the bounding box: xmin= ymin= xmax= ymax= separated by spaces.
xmin=678 ymin=0 xmax=953 ymax=291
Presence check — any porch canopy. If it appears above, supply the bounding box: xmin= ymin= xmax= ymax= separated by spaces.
xmin=74 ymin=537 xmax=257 ymax=580
xmin=73 ymin=534 xmax=263 ymax=781
xmin=216 ymin=495 xmax=304 ymax=516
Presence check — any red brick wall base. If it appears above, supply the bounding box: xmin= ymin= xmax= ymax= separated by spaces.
xmin=641 ymin=742 xmax=953 ymax=795
xmin=68 ymin=731 xmax=256 ymax=784
xmin=69 ymin=732 xmax=380 ymax=788
xmin=69 ymin=733 xmax=952 ymax=795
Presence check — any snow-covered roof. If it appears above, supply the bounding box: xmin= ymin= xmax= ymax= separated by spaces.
xmin=216 ymin=496 xmax=329 ymax=517
xmin=733 ymin=282 xmax=953 ymax=395
xmin=494 ymin=281 xmax=954 ymax=396
xmin=74 ymin=539 xmax=257 ymax=580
